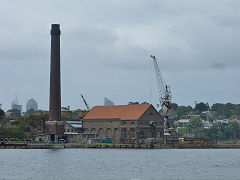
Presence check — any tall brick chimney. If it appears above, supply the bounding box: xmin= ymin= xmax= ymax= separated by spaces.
xmin=45 ymin=24 xmax=64 ymax=142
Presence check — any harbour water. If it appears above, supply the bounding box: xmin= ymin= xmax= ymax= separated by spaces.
xmin=0 ymin=149 xmax=239 ymax=180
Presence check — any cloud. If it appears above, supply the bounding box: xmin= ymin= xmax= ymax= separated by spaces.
xmin=1 ymin=0 xmax=240 ymax=110
xmin=211 ymin=62 xmax=225 ymax=70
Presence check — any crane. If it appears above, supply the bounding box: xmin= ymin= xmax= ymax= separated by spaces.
xmin=81 ymin=94 xmax=90 ymax=110
xmin=150 ymin=55 xmax=172 ymax=113
xmin=150 ymin=55 xmax=175 ymax=132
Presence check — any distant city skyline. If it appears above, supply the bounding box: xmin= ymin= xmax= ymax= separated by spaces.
xmin=104 ymin=97 xmax=114 ymax=106
xmin=1 ymin=0 xmax=240 ymax=111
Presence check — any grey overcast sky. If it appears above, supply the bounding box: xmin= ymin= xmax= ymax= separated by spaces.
xmin=0 ymin=0 xmax=240 ymax=111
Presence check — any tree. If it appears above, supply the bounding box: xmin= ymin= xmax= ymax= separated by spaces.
xmin=0 ymin=109 xmax=5 ymax=119
xmin=186 ymin=117 xmax=203 ymax=129
xmin=0 ymin=113 xmax=48 ymax=140
xmin=171 ymin=103 xmax=178 ymax=111
xmin=185 ymin=117 xmax=203 ymax=137
xmin=231 ymin=106 xmax=240 ymax=119
xmin=0 ymin=126 xmax=25 ymax=139
xmin=177 ymin=128 xmax=188 ymax=137
xmin=194 ymin=102 xmax=209 ymax=114
xmin=225 ymin=122 xmax=240 ymax=140
xmin=216 ymin=131 xmax=227 ymax=140
xmin=61 ymin=107 xmax=68 ymax=110
xmin=176 ymin=105 xmax=193 ymax=119
xmin=7 ymin=109 xmax=21 ymax=118
xmin=177 ymin=117 xmax=204 ymax=137
xmin=211 ymin=103 xmax=238 ymax=119
xmin=24 ymin=109 xmax=35 ymax=117
xmin=128 ymin=102 xmax=139 ymax=105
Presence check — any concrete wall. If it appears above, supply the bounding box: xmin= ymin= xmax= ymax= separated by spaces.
xmin=66 ymin=133 xmax=97 ymax=143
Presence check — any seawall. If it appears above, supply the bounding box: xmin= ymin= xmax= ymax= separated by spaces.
xmin=1 ymin=143 xmax=240 ymax=149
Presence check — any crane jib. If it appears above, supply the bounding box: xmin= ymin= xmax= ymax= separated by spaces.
xmin=150 ymin=55 xmax=172 ymax=112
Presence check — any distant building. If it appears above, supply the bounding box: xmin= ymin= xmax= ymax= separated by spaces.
xmin=176 ymin=119 xmax=190 ymax=128
xmin=11 ymin=103 xmax=22 ymax=111
xmin=104 ymin=97 xmax=114 ymax=106
xmin=203 ymin=120 xmax=213 ymax=129
xmin=5 ymin=112 xmax=12 ymax=119
xmin=83 ymin=104 xmax=164 ymax=144
xmin=186 ymin=114 xmax=200 ymax=119
xmin=232 ymin=119 xmax=240 ymax=123
xmin=11 ymin=96 xmax=22 ymax=111
xmin=26 ymin=98 xmax=38 ymax=111
xmin=214 ymin=119 xmax=231 ymax=126
xmin=11 ymin=104 xmax=22 ymax=111
xmin=65 ymin=121 xmax=83 ymax=133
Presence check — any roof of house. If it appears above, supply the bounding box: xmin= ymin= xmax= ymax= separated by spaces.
xmin=177 ymin=119 xmax=190 ymax=123
xmin=83 ymin=104 xmax=152 ymax=120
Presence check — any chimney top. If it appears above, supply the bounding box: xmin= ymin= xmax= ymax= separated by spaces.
xmin=52 ymin=24 xmax=60 ymax=29
xmin=51 ymin=24 xmax=61 ymax=35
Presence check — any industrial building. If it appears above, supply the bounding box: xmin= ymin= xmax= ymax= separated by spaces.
xmin=83 ymin=104 xmax=164 ymax=144
xmin=35 ymin=24 xmax=164 ymax=145
xmin=65 ymin=121 xmax=83 ymax=133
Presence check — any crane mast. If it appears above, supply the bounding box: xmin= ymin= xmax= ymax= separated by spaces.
xmin=150 ymin=55 xmax=172 ymax=114
xmin=150 ymin=55 xmax=177 ymax=139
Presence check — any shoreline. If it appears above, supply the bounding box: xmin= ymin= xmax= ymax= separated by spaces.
xmin=1 ymin=143 xmax=240 ymax=149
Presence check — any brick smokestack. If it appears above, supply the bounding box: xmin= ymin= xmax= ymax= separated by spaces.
xmin=49 ymin=24 xmax=61 ymax=122
xmin=45 ymin=24 xmax=64 ymax=141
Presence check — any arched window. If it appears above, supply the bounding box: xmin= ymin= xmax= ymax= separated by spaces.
xmin=106 ymin=128 xmax=112 ymax=138
xmin=91 ymin=128 xmax=97 ymax=134
xmin=113 ymin=128 xmax=120 ymax=144
xmin=124 ymin=129 xmax=127 ymax=139
xmin=140 ymin=130 xmax=144 ymax=139
xmin=130 ymin=129 xmax=135 ymax=138
xmin=122 ymin=129 xmax=127 ymax=139
xmin=98 ymin=128 xmax=105 ymax=137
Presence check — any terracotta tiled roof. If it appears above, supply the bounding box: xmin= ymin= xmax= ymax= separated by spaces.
xmin=83 ymin=104 xmax=151 ymax=120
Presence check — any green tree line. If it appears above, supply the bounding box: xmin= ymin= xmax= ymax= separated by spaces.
xmin=0 ymin=114 xmax=48 ymax=140
xmin=172 ymin=102 xmax=240 ymax=120
xmin=178 ymin=117 xmax=240 ymax=140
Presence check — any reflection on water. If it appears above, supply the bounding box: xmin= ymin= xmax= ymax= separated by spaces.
xmin=0 ymin=149 xmax=240 ymax=180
